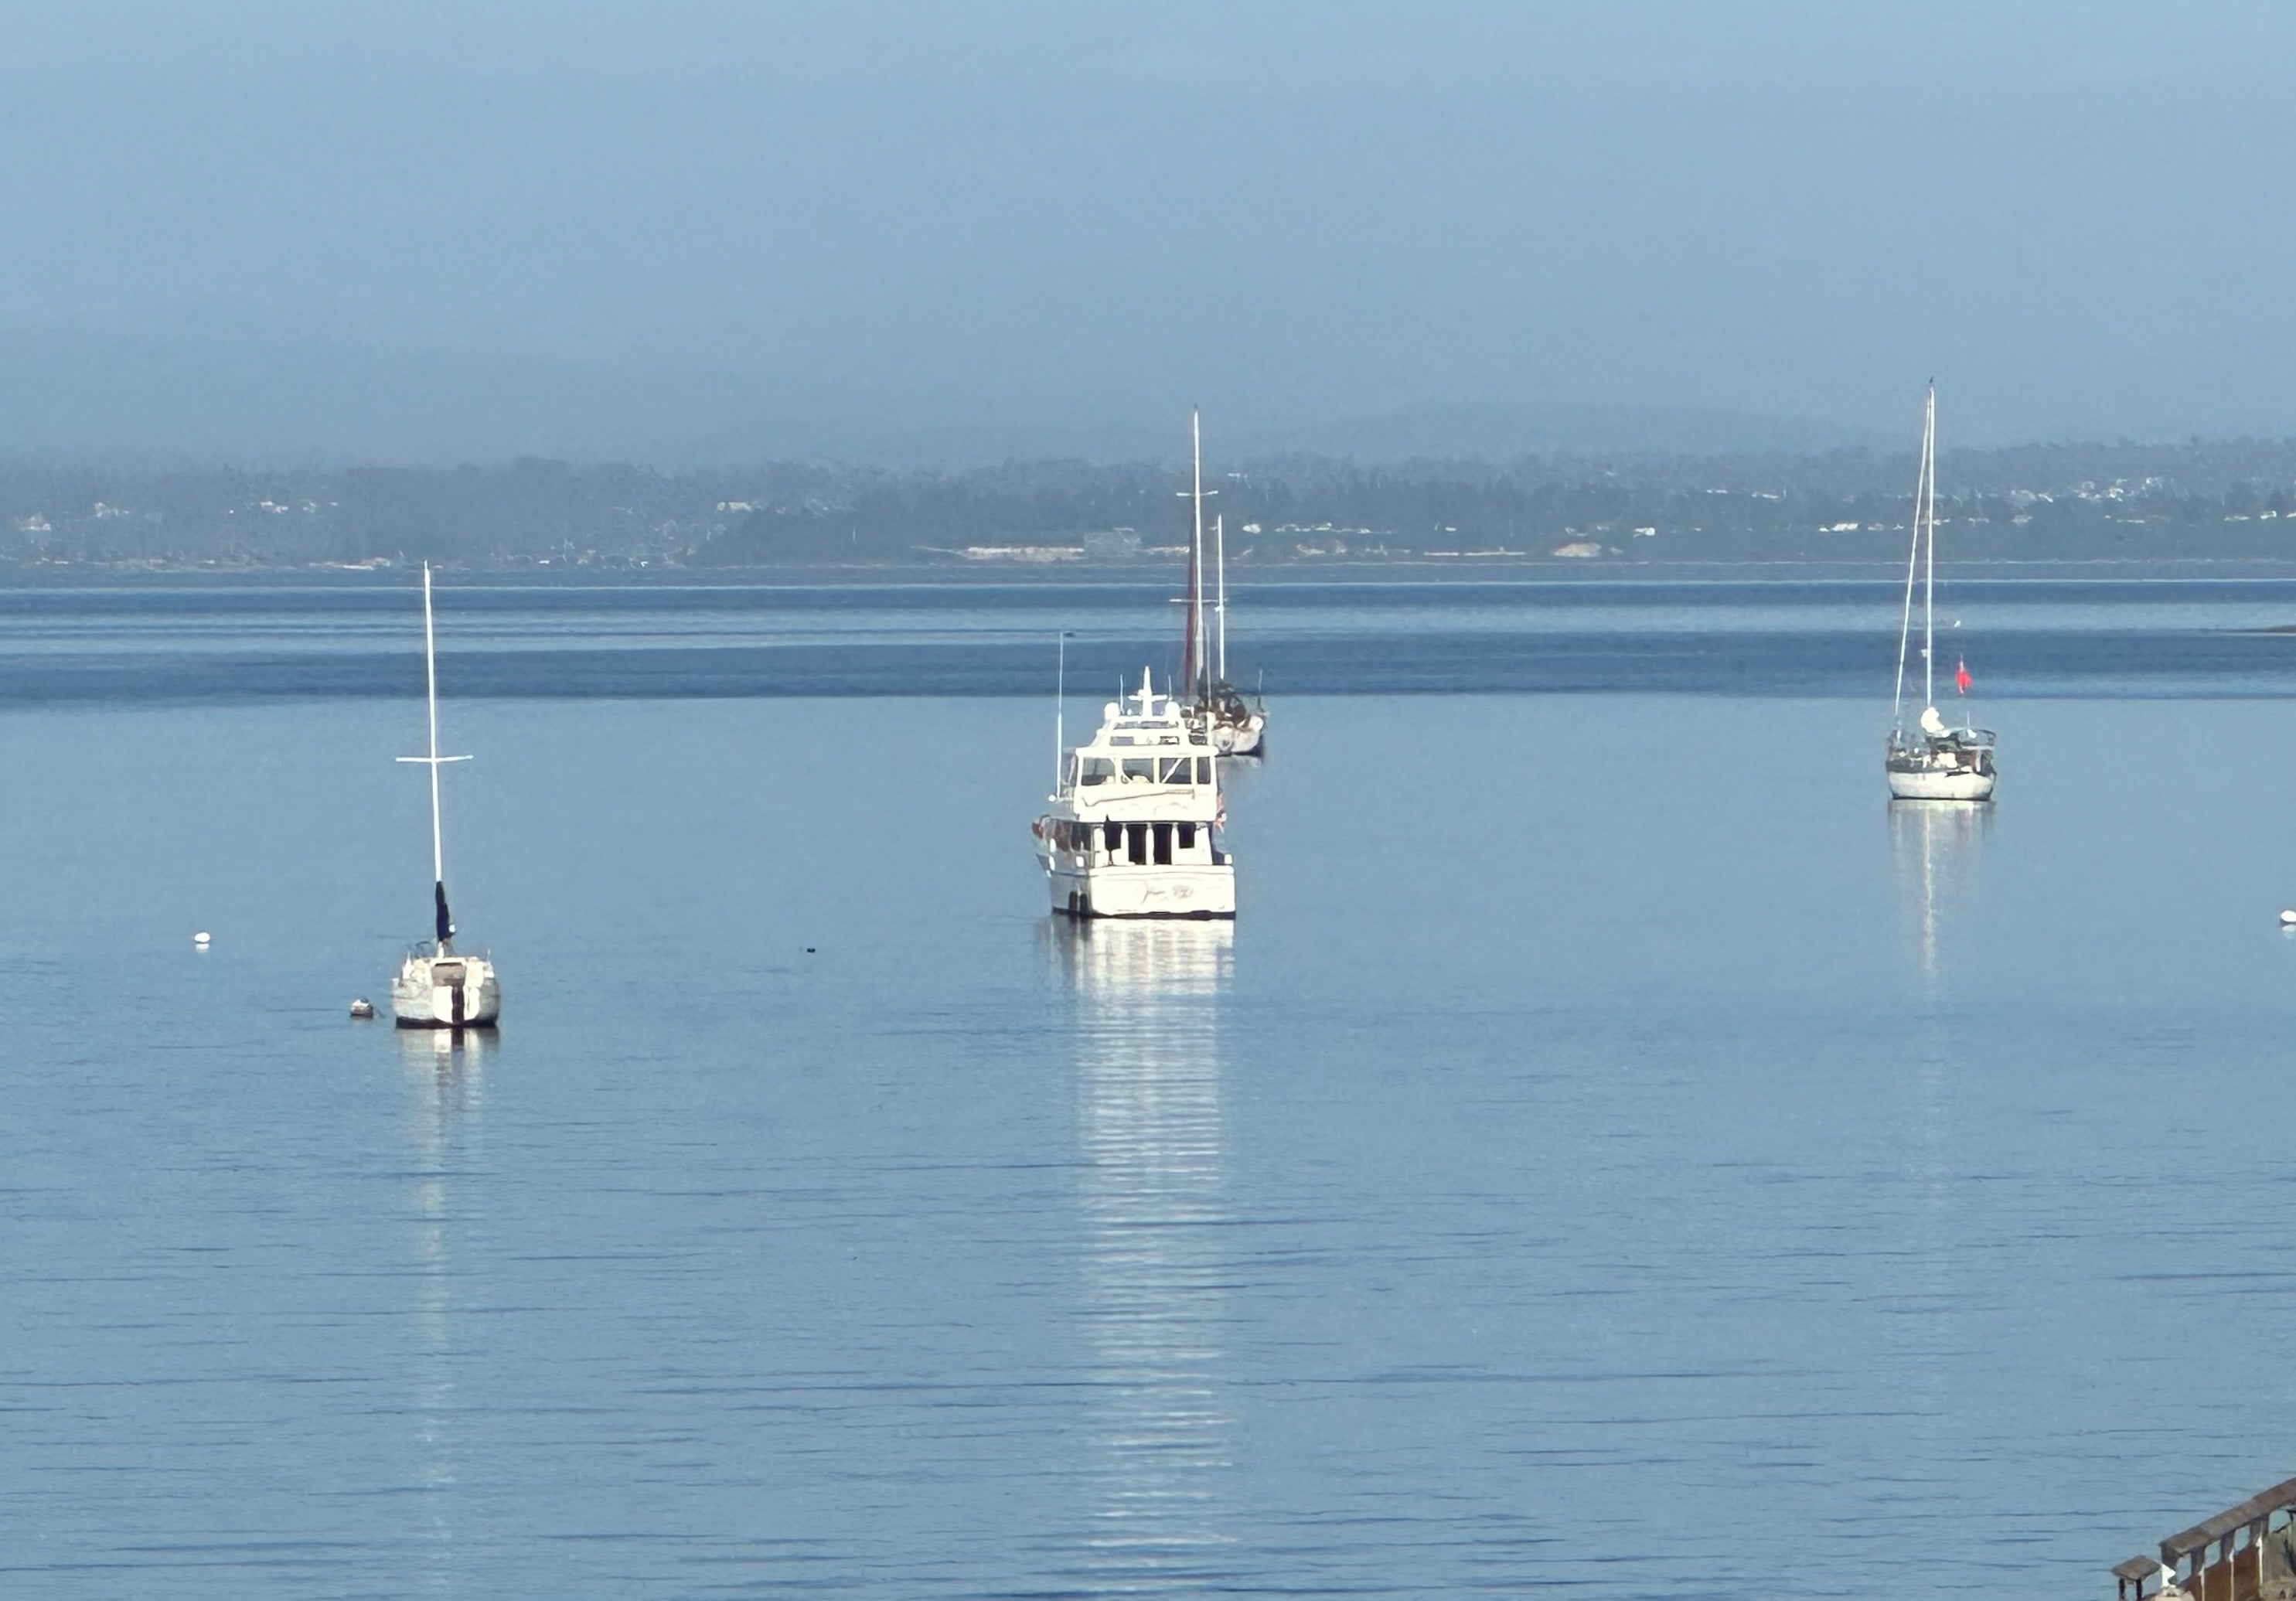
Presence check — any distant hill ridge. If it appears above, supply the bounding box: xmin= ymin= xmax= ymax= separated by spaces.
xmin=5 ymin=437 xmax=2296 ymax=567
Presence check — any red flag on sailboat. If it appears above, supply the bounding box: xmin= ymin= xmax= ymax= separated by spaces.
xmin=1955 ymin=658 xmax=1972 ymax=695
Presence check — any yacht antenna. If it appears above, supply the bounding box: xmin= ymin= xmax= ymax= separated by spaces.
xmin=397 ymin=562 xmax=472 ymax=950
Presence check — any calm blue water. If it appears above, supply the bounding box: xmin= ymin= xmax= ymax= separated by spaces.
xmin=2 ymin=577 xmax=2294 ymax=1596
xmin=3 ymin=571 xmax=2296 ymax=698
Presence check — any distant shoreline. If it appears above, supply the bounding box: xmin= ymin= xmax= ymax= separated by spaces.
xmin=12 ymin=556 xmax=2296 ymax=588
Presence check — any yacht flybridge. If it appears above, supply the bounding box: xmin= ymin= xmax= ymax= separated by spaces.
xmin=1036 ymin=666 xmax=1235 ymax=919
xmin=1179 ymin=410 xmax=1266 ymax=757
xmin=1886 ymin=384 xmax=1997 ymax=802
xmin=389 ymin=564 xmax=502 ymax=1028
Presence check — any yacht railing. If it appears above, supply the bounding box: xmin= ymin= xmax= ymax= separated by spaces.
xmin=2114 ymin=1476 xmax=2296 ymax=1601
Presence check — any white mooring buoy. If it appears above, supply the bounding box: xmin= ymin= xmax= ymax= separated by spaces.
xmin=349 ymin=998 xmax=376 ymax=1019
xmin=192 ymin=931 xmax=212 ymax=949
xmin=2279 ymin=910 xmax=2296 ymax=928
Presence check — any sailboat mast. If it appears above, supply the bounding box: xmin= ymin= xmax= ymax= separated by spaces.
xmin=1891 ymin=407 xmax=1926 ymax=731
xmin=1214 ymin=510 xmax=1227 ymax=684
xmin=1054 ymin=630 xmax=1067 ymax=793
xmin=1185 ymin=407 xmax=1204 ymax=703
xmin=397 ymin=564 xmax=472 ymax=949
xmin=1922 ymin=383 xmax=1937 ymax=710
xmin=423 ymin=562 xmax=445 ymax=885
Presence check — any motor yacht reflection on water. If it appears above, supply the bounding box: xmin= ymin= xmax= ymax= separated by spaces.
xmin=1035 ymin=666 xmax=1236 ymax=920
xmin=1052 ymin=914 xmax=1234 ymax=1572
xmin=389 ymin=564 xmax=502 ymax=1029
xmin=1886 ymin=383 xmax=1998 ymax=802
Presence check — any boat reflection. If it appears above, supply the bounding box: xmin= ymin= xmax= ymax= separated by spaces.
xmin=1054 ymin=915 xmax=1235 ymax=998
xmin=1889 ymin=798 xmax=1990 ymax=991
xmin=1054 ymin=918 xmax=1235 ymax=1584
xmin=397 ymin=1025 xmax=489 ymax=1593
xmin=1883 ymin=801 xmax=1984 ymax=1432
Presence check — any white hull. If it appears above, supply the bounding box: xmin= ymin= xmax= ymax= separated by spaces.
xmin=1886 ymin=766 xmax=1995 ymax=802
xmin=1210 ymin=715 xmax=1264 ymax=757
xmin=390 ymin=952 xmax=501 ymax=1028
xmin=1051 ymin=862 xmax=1236 ymax=919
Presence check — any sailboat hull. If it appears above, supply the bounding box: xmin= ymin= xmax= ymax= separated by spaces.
xmin=390 ymin=953 xmax=502 ymax=1028
xmin=1209 ymin=715 xmax=1265 ymax=756
xmin=1886 ymin=767 xmax=1995 ymax=802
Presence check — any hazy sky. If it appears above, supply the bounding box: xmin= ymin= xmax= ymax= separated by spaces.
xmin=1 ymin=1 xmax=2292 ymax=462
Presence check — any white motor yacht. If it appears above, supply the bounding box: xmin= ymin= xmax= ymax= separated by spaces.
xmin=389 ymin=564 xmax=502 ymax=1028
xmin=1036 ymin=667 xmax=1235 ymax=919
xmin=1886 ymin=383 xmax=1997 ymax=802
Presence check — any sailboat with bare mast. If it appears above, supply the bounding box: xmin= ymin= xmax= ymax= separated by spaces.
xmin=1886 ymin=383 xmax=1997 ymax=802
xmin=1178 ymin=409 xmax=1266 ymax=755
xmin=389 ymin=564 xmax=502 ymax=1027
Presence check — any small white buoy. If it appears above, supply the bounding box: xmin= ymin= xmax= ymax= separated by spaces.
xmin=349 ymin=998 xmax=375 ymax=1019
xmin=2279 ymin=910 xmax=2296 ymax=928
xmin=193 ymin=931 xmax=211 ymax=948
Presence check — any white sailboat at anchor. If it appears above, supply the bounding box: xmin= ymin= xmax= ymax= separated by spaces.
xmin=1178 ymin=410 xmax=1266 ymax=756
xmin=1886 ymin=384 xmax=1997 ymax=802
xmin=389 ymin=564 xmax=502 ymax=1028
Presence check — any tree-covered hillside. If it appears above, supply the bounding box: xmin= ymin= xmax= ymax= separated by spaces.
xmin=9 ymin=440 xmax=2296 ymax=567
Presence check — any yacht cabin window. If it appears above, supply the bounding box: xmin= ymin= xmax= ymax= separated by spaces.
xmin=1122 ymin=758 xmax=1156 ymax=781
xmin=1058 ymin=814 xmax=1215 ymax=863
xmin=1080 ymin=758 xmax=1114 ymax=785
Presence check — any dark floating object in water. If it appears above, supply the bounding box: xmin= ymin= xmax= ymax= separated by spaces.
xmin=805 ymin=947 xmax=816 ymax=954
xmin=349 ymin=998 xmax=376 ymax=1019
